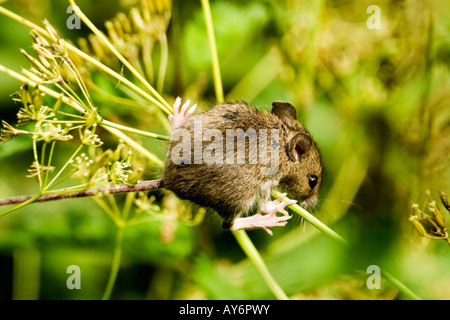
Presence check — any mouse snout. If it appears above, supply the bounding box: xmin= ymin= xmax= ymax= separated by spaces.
xmin=299 ymin=193 xmax=319 ymax=209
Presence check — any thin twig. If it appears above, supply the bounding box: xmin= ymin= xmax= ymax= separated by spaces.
xmin=200 ymin=0 xmax=224 ymax=103
xmin=0 ymin=180 xmax=162 ymax=206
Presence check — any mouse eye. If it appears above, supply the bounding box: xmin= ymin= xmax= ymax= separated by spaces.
xmin=308 ymin=175 xmax=318 ymax=189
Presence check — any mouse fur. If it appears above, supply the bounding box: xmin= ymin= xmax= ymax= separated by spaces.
xmin=162 ymin=101 xmax=322 ymax=229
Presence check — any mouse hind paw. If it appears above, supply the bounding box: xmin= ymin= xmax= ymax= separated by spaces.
xmin=229 ymin=212 xmax=291 ymax=236
xmin=228 ymin=195 xmax=296 ymax=235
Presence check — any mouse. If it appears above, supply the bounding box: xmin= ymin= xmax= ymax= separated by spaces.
xmin=161 ymin=98 xmax=322 ymax=235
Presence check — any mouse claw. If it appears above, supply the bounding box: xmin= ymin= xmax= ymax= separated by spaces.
xmin=173 ymin=97 xmax=182 ymax=112
xmin=170 ymin=97 xmax=197 ymax=131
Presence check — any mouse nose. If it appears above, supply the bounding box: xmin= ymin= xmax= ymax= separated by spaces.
xmin=300 ymin=193 xmax=318 ymax=209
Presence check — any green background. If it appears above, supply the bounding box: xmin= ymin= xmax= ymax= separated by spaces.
xmin=0 ymin=0 xmax=449 ymax=299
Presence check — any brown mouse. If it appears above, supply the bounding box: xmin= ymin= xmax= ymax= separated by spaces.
xmin=162 ymin=98 xmax=322 ymax=235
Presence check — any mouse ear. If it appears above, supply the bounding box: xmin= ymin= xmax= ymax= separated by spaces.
xmin=272 ymin=101 xmax=297 ymax=122
xmin=287 ymin=132 xmax=312 ymax=162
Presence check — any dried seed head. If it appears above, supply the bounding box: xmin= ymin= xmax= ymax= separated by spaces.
xmin=126 ymin=167 xmax=143 ymax=185
xmin=30 ymin=30 xmax=50 ymax=47
xmin=43 ymin=19 xmax=61 ymax=42
xmin=85 ymin=109 xmax=98 ymax=128
xmin=130 ymin=8 xmax=145 ymax=31
xmin=1 ymin=121 xmax=24 ymax=143
xmin=20 ymin=84 xmax=32 ymax=106
xmin=116 ymin=12 xmax=132 ymax=34
xmin=439 ymin=190 xmax=450 ymax=212
xmin=428 ymin=200 xmax=446 ymax=229
xmin=410 ymin=190 xmax=450 ymax=244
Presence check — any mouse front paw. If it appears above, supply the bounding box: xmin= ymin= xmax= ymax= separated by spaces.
xmin=168 ymin=97 xmax=197 ymax=131
xmin=261 ymin=193 xmax=297 ymax=216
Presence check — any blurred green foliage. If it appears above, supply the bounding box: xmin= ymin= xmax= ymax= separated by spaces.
xmin=0 ymin=0 xmax=449 ymax=300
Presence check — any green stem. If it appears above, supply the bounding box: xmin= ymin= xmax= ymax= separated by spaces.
xmin=157 ymin=34 xmax=168 ymax=94
xmin=40 ymin=141 xmax=47 ymax=183
xmin=0 ymin=192 xmax=42 ymax=218
xmin=0 ymin=63 xmax=85 ymax=113
xmin=43 ymin=140 xmax=56 ymax=187
xmin=200 ymin=0 xmax=224 ymax=103
xmin=93 ymin=197 xmax=122 ymax=227
xmin=271 ymin=190 xmax=422 ymax=300
xmin=122 ymin=192 xmax=135 ymax=221
xmin=102 ymin=126 xmax=164 ymax=167
xmin=32 ymin=134 xmax=44 ymax=190
xmin=101 ymin=119 xmax=170 ymax=141
xmin=107 ymin=194 xmax=121 ymax=218
xmin=271 ymin=190 xmax=348 ymax=245
xmin=102 ymin=224 xmax=125 ymax=300
xmin=55 ymin=82 xmax=89 ymax=113
xmin=63 ymin=60 xmax=94 ymax=111
xmin=0 ymin=6 xmax=170 ymax=114
xmin=45 ymin=182 xmax=91 ymax=194
xmin=381 ymin=270 xmax=422 ymax=300
xmin=69 ymin=0 xmax=172 ymax=114
xmin=200 ymin=0 xmax=285 ymax=299
xmin=46 ymin=144 xmax=84 ymax=190
xmin=232 ymin=230 xmax=289 ymax=300
xmin=88 ymin=80 xmax=153 ymax=112
xmin=142 ymin=37 xmax=154 ymax=83
xmin=43 ymin=120 xmax=85 ymax=124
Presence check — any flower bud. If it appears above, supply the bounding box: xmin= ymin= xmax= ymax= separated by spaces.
xmin=409 ymin=217 xmax=426 ymax=237
xmin=428 ymin=201 xmax=446 ymax=229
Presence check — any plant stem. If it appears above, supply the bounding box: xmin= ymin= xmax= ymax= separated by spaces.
xmin=0 ymin=180 xmax=163 ymax=207
xmin=0 ymin=64 xmax=85 ymax=113
xmin=232 ymin=230 xmax=289 ymax=300
xmin=93 ymin=197 xmax=122 ymax=228
xmin=271 ymin=190 xmax=423 ymax=300
xmin=157 ymin=34 xmax=169 ymax=94
xmin=102 ymin=224 xmax=125 ymax=300
xmin=227 ymin=47 xmax=282 ymax=102
xmin=46 ymin=144 xmax=84 ymax=190
xmin=68 ymin=42 xmax=171 ymax=114
xmin=43 ymin=140 xmax=56 ymax=187
xmin=63 ymin=60 xmax=95 ymax=111
xmin=101 ymin=119 xmax=170 ymax=141
xmin=122 ymin=192 xmax=135 ymax=221
xmin=381 ymin=270 xmax=422 ymax=300
xmin=69 ymin=0 xmax=172 ymax=114
xmin=102 ymin=126 xmax=164 ymax=167
xmin=271 ymin=190 xmax=348 ymax=245
xmin=200 ymin=0 xmax=224 ymax=103
xmin=0 ymin=192 xmax=42 ymax=218
xmin=32 ymin=134 xmax=43 ymax=190
xmin=55 ymin=82 xmax=89 ymax=113
xmin=0 ymin=6 xmax=170 ymax=114
xmin=200 ymin=0 xmax=286 ymax=299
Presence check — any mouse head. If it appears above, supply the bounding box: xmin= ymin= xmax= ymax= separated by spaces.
xmin=272 ymin=101 xmax=322 ymax=208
